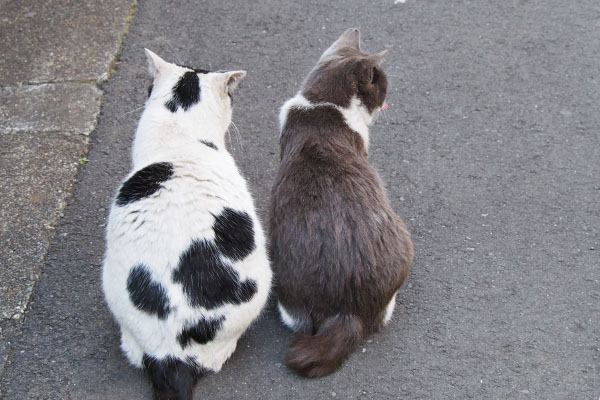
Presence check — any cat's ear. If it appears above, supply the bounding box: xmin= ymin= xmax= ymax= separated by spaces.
xmin=144 ymin=48 xmax=170 ymax=78
xmin=358 ymin=51 xmax=389 ymax=84
xmin=358 ymin=64 xmax=374 ymax=85
xmin=320 ymin=28 xmax=361 ymax=61
xmin=371 ymin=50 xmax=388 ymax=67
xmin=334 ymin=28 xmax=361 ymax=51
xmin=223 ymin=71 xmax=247 ymax=96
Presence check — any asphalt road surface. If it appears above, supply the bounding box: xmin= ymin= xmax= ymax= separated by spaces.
xmin=2 ymin=0 xmax=599 ymax=398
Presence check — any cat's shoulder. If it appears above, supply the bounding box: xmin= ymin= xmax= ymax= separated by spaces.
xmin=279 ymin=94 xmax=369 ymax=147
xmin=116 ymin=161 xmax=175 ymax=207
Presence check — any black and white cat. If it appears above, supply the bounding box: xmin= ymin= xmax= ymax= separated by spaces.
xmin=269 ymin=29 xmax=413 ymax=377
xmin=103 ymin=49 xmax=271 ymax=400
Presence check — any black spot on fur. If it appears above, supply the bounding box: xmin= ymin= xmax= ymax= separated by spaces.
xmin=165 ymin=71 xmax=201 ymax=112
xmin=116 ymin=162 xmax=173 ymax=206
xmin=199 ymin=140 xmax=218 ymax=150
xmin=143 ymin=354 xmax=202 ymax=400
xmin=165 ymin=98 xmax=178 ymax=113
xmin=147 ymin=83 xmax=153 ymax=98
xmin=213 ymin=208 xmax=256 ymax=261
xmin=127 ymin=264 xmax=170 ymax=319
xmin=172 ymin=240 xmax=257 ymax=309
xmin=177 ymin=316 xmax=225 ymax=348
xmin=177 ymin=64 xmax=210 ymax=74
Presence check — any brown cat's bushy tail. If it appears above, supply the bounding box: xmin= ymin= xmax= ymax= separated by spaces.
xmin=285 ymin=314 xmax=363 ymax=378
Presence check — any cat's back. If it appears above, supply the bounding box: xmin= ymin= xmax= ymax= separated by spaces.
xmin=106 ymin=151 xmax=258 ymax=268
xmin=271 ymin=109 xmax=412 ymax=338
xmin=273 ymin=104 xmax=387 ymax=219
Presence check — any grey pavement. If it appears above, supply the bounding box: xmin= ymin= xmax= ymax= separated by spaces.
xmin=0 ymin=0 xmax=136 ymax=383
xmin=1 ymin=0 xmax=599 ymax=399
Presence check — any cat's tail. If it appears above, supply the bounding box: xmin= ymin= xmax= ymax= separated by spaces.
xmin=143 ymin=355 xmax=200 ymax=400
xmin=284 ymin=314 xmax=363 ymax=378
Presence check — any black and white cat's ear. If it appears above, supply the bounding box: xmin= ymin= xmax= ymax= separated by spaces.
xmin=144 ymin=48 xmax=170 ymax=78
xmin=223 ymin=71 xmax=247 ymax=96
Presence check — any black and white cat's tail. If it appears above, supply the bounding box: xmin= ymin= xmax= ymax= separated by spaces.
xmin=284 ymin=314 xmax=363 ymax=378
xmin=143 ymin=355 xmax=200 ymax=400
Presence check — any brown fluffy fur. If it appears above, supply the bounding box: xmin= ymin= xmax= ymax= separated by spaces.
xmin=269 ymin=29 xmax=413 ymax=378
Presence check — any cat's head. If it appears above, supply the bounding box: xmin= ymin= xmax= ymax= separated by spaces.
xmin=301 ymin=28 xmax=388 ymax=120
xmin=143 ymin=49 xmax=246 ymax=136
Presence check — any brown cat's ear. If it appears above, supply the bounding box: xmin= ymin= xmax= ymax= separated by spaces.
xmin=359 ymin=64 xmax=375 ymax=84
xmin=333 ymin=28 xmax=361 ymax=51
xmin=223 ymin=71 xmax=246 ymax=96
xmin=319 ymin=28 xmax=361 ymax=61
xmin=371 ymin=50 xmax=388 ymax=66
xmin=358 ymin=51 xmax=389 ymax=84
xmin=144 ymin=48 xmax=170 ymax=78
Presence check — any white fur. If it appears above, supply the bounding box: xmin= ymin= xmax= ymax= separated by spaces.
xmin=277 ymin=302 xmax=300 ymax=332
xmin=338 ymin=96 xmax=372 ymax=149
xmin=383 ymin=292 xmax=398 ymax=325
xmin=278 ymin=93 xmax=311 ymax=133
xmin=279 ymin=94 xmax=373 ymax=150
xmin=103 ymin=52 xmax=271 ymax=373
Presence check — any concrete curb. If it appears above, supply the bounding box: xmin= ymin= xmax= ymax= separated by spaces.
xmin=0 ymin=0 xmax=138 ymax=380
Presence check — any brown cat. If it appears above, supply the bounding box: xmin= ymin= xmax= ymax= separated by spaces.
xmin=268 ymin=28 xmax=414 ymax=378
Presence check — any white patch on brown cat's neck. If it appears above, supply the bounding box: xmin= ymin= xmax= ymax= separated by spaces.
xmin=279 ymin=93 xmax=372 ymax=150
xmin=278 ymin=93 xmax=311 ymax=133
xmin=337 ymin=96 xmax=371 ymax=150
